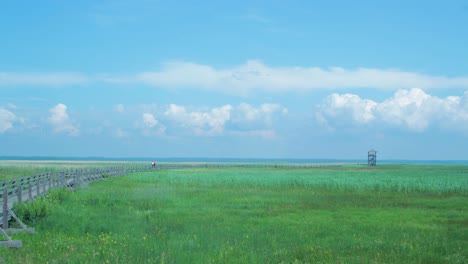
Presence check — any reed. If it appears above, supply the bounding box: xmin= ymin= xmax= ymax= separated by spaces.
xmin=1 ymin=165 xmax=467 ymax=263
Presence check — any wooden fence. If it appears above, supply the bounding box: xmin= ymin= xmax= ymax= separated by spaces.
xmin=0 ymin=162 xmax=342 ymax=247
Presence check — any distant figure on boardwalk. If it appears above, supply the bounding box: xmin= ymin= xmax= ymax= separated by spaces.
xmin=151 ymin=162 xmax=156 ymax=168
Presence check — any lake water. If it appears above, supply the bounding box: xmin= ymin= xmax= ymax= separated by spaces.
xmin=1 ymin=156 xmax=467 ymax=165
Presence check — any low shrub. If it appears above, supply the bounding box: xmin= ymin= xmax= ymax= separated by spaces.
xmin=12 ymin=188 xmax=71 ymax=225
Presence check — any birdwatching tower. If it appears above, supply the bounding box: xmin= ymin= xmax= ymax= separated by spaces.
xmin=368 ymin=149 xmax=377 ymax=166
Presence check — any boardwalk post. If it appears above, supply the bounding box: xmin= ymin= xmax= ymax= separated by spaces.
xmin=48 ymin=173 xmax=52 ymax=190
xmin=28 ymin=181 xmax=32 ymax=201
xmin=40 ymin=175 xmax=44 ymax=194
xmin=73 ymin=170 xmax=77 ymax=188
xmin=36 ymin=176 xmax=40 ymax=196
xmin=3 ymin=188 xmax=8 ymax=229
xmin=18 ymin=185 xmax=22 ymax=204
xmin=60 ymin=172 xmax=65 ymax=187
xmin=43 ymin=175 xmax=47 ymax=193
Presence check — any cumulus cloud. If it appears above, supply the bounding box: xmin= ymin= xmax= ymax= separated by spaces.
xmin=0 ymin=108 xmax=16 ymax=133
xmin=234 ymin=103 xmax=288 ymax=125
xmin=165 ymin=104 xmax=232 ymax=136
xmin=141 ymin=113 xmax=166 ymax=136
xmin=161 ymin=103 xmax=287 ymax=138
xmin=232 ymin=103 xmax=288 ymax=134
xmin=317 ymin=88 xmax=468 ymax=132
xmin=142 ymin=113 xmax=158 ymax=127
xmin=136 ymin=60 xmax=468 ymax=93
xmin=48 ymin=104 xmax=79 ymax=135
xmin=0 ymin=72 xmax=87 ymax=86
xmin=319 ymin=93 xmax=377 ymax=124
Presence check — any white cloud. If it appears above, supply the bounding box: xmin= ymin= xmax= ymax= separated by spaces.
xmin=4 ymin=61 xmax=468 ymax=93
xmin=165 ymin=104 xmax=232 ymax=136
xmin=161 ymin=103 xmax=286 ymax=137
xmin=137 ymin=62 xmax=220 ymax=89
xmin=135 ymin=60 xmax=468 ymax=93
xmin=375 ymin=89 xmax=430 ymax=131
xmin=0 ymin=108 xmax=16 ymax=133
xmin=48 ymin=104 xmax=79 ymax=136
xmin=234 ymin=103 xmax=288 ymax=125
xmin=141 ymin=113 xmax=166 ymax=136
xmin=320 ymin=93 xmax=377 ymax=124
xmin=142 ymin=113 xmax=158 ymax=127
xmin=317 ymin=88 xmax=468 ymax=132
xmin=0 ymin=72 xmax=87 ymax=86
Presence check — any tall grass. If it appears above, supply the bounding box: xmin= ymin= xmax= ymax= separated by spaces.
xmin=156 ymin=165 xmax=468 ymax=194
xmin=1 ymin=166 xmax=467 ymax=263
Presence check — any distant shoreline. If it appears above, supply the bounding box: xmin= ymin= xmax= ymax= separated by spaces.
xmin=0 ymin=156 xmax=467 ymax=165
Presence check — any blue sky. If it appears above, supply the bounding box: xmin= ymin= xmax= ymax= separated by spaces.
xmin=1 ymin=0 xmax=468 ymax=160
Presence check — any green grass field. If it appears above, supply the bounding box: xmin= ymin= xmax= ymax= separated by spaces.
xmin=1 ymin=164 xmax=467 ymax=263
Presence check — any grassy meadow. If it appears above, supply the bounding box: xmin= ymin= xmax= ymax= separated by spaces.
xmin=1 ymin=164 xmax=467 ymax=263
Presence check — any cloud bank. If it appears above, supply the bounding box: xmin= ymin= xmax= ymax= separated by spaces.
xmin=317 ymin=88 xmax=468 ymax=132
xmin=3 ymin=61 xmax=468 ymax=93
xmin=136 ymin=60 xmax=468 ymax=93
